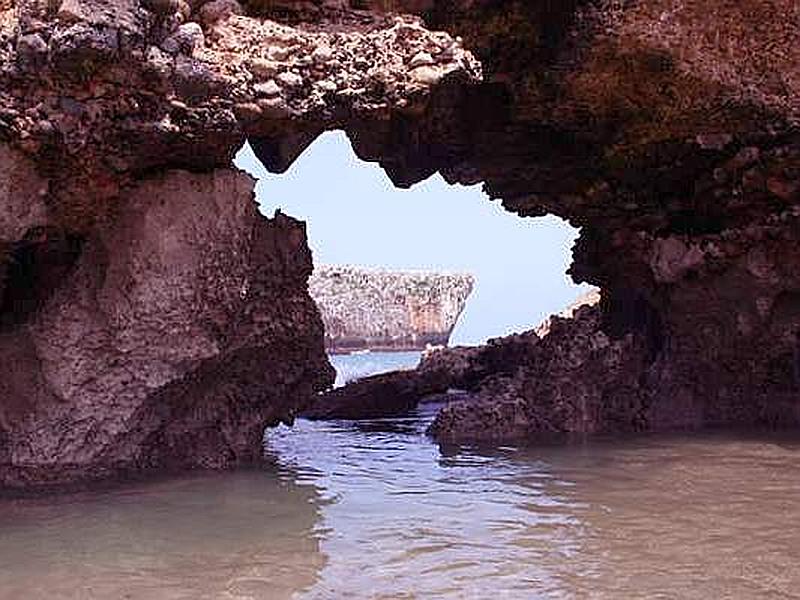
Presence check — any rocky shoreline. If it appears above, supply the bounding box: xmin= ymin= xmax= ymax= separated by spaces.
xmin=0 ymin=0 xmax=479 ymax=489
xmin=0 ymin=0 xmax=798 ymax=488
xmin=309 ymin=264 xmax=474 ymax=353
xmin=304 ymin=290 xmax=611 ymax=434
xmin=308 ymin=282 xmax=800 ymax=442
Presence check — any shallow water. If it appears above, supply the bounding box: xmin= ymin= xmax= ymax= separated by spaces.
xmin=329 ymin=351 xmax=421 ymax=387
xmin=2 ymin=355 xmax=800 ymax=599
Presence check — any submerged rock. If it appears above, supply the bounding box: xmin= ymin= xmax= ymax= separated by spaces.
xmin=302 ymin=369 xmax=444 ymax=420
xmin=309 ymin=265 xmax=474 ymax=353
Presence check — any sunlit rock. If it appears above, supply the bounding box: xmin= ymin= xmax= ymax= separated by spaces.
xmin=309 ymin=264 xmax=474 ymax=353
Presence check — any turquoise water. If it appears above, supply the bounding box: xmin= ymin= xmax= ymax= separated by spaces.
xmin=1 ymin=355 xmax=799 ymax=598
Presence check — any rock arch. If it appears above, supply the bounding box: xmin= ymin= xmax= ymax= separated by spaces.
xmin=0 ymin=0 xmax=798 ymax=487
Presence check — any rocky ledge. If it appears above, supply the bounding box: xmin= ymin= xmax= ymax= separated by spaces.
xmin=309 ymin=264 xmax=474 ymax=352
xmin=310 ymin=282 xmax=799 ymax=442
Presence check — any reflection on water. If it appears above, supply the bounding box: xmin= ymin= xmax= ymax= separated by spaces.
xmin=266 ymin=408 xmax=800 ymax=599
xmin=2 ymin=405 xmax=800 ymax=598
xmin=266 ymin=405 xmax=583 ymax=599
xmin=0 ymin=472 xmax=325 ymax=600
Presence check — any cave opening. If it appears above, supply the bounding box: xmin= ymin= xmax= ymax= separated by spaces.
xmin=0 ymin=227 xmax=84 ymax=330
xmin=234 ymin=130 xmax=590 ymax=349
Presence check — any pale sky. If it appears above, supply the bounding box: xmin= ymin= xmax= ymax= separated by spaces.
xmin=234 ymin=131 xmax=589 ymax=346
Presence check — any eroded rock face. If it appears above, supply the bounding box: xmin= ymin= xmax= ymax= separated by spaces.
xmin=309 ymin=264 xmax=473 ymax=352
xmin=418 ymin=0 xmax=800 ymax=438
xmin=429 ymin=297 xmax=653 ymax=442
xmin=0 ymin=0 xmax=799 ymax=483
xmin=0 ymin=168 xmax=334 ymax=487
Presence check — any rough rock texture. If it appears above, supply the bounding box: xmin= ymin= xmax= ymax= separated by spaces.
xmin=0 ymin=168 xmax=334 ymax=487
xmin=1 ymin=0 xmax=799 ymax=483
xmin=302 ymin=368 xmax=442 ymax=420
xmin=431 ymin=253 xmax=800 ymax=440
xmin=428 ymin=292 xmax=653 ymax=441
xmin=309 ymin=264 xmax=473 ymax=352
xmin=305 ymin=290 xmax=601 ymax=424
xmin=372 ymin=0 xmax=800 ymax=440
xmin=306 ymin=286 xmax=671 ymax=442
xmin=0 ymin=0 xmax=478 ymax=488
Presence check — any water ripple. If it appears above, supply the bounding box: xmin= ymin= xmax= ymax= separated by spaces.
xmin=1 ymin=398 xmax=800 ymax=598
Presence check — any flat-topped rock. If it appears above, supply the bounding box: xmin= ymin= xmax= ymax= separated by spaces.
xmin=309 ymin=264 xmax=474 ymax=353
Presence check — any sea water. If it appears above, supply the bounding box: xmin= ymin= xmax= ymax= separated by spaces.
xmin=1 ymin=353 xmax=799 ymax=599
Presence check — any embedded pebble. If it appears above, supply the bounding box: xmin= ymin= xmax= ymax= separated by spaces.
xmin=315 ymin=80 xmax=338 ymax=93
xmin=277 ymin=71 xmax=304 ymax=89
xmin=409 ymin=51 xmax=434 ymax=68
xmin=312 ymin=45 xmax=334 ymax=63
xmin=248 ymin=58 xmax=280 ymax=79
xmin=410 ymin=65 xmax=441 ymax=85
xmin=254 ymin=80 xmax=281 ymax=97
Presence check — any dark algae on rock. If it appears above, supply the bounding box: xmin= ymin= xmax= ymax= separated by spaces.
xmin=0 ymin=0 xmax=799 ymax=488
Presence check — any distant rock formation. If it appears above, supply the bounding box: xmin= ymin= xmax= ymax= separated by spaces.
xmin=303 ymin=289 xmax=603 ymax=424
xmin=309 ymin=265 xmax=474 ymax=353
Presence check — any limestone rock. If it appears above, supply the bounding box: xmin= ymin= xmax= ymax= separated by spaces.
xmin=408 ymin=50 xmax=433 ymax=68
xmin=409 ymin=65 xmax=441 ymax=85
xmin=427 ymin=298 xmax=651 ymax=442
xmin=254 ymin=79 xmax=281 ymax=97
xmin=15 ymin=33 xmax=48 ymax=70
xmin=315 ymin=79 xmax=337 ymax=93
xmin=309 ymin=265 xmax=474 ymax=353
xmin=311 ymin=45 xmax=333 ymax=63
xmin=247 ymin=57 xmax=280 ymax=79
xmin=0 ymin=146 xmax=48 ymax=241
xmin=199 ymin=0 xmax=243 ymax=26
xmin=276 ymin=70 xmax=303 ymax=89
xmin=162 ymin=22 xmax=205 ymax=55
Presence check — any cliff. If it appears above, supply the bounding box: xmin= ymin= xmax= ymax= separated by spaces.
xmin=0 ymin=0 xmax=798 ymax=487
xmin=0 ymin=170 xmax=335 ymax=488
xmin=309 ymin=265 xmax=473 ymax=352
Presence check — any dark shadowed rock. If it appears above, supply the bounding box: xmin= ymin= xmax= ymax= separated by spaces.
xmin=302 ymin=369 xmax=445 ymax=420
